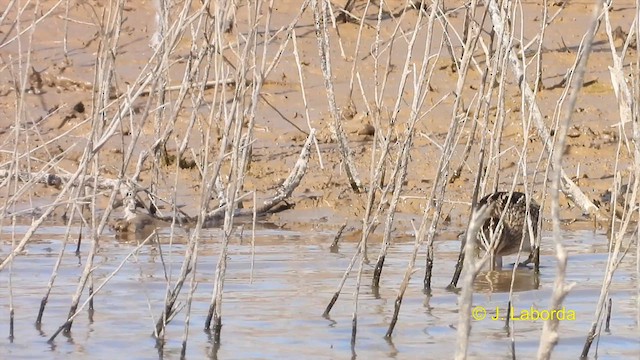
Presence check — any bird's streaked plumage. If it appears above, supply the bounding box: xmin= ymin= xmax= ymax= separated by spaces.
xmin=112 ymin=191 xmax=159 ymax=239
xmin=474 ymin=191 xmax=540 ymax=269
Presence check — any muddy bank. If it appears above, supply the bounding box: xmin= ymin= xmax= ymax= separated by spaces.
xmin=0 ymin=2 xmax=636 ymax=236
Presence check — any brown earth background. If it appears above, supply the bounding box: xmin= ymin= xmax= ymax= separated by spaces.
xmin=0 ymin=1 xmax=638 ymax=236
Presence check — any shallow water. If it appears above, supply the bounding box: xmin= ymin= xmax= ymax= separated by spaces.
xmin=0 ymin=225 xmax=638 ymax=359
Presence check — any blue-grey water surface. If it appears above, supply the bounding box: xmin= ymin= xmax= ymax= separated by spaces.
xmin=0 ymin=225 xmax=638 ymax=359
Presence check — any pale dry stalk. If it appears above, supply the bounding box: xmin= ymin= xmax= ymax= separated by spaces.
xmin=311 ymin=0 xmax=362 ymax=192
xmin=48 ymin=234 xmax=155 ymax=342
xmin=324 ymin=0 xmax=438 ymax=318
xmin=385 ymin=0 xmax=484 ymax=337
xmin=536 ymin=2 xmax=601 ymax=358
xmin=486 ymin=0 xmax=599 ymax=216
xmin=454 ymin=203 xmax=491 ymax=360
xmin=422 ymin=0 xmax=483 ymax=291
xmin=580 ymin=5 xmax=640 ymax=356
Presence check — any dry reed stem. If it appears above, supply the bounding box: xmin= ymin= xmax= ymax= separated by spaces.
xmin=292 ymin=29 xmax=325 ymax=169
xmin=206 ymin=127 xmax=239 ymax=339
xmin=536 ymin=1 xmax=601 ymax=358
xmin=486 ymin=0 xmax=598 ymax=217
xmin=357 ymin=85 xmax=389 ymax=264
xmin=389 ymin=97 xmax=462 ymax=334
xmin=454 ymin=202 xmax=491 ymax=360
xmin=352 ymin=233 xmax=364 ymax=345
xmin=581 ymin=171 xmax=636 ymax=356
xmin=0 ymin=0 xmax=64 ymax=51
xmin=48 ymin=233 xmax=154 ymax=342
xmin=112 ymin=0 xmax=234 ymax=338
xmin=449 ymin=4 xmax=498 ymax=183
xmin=8 ymin=216 xmax=16 ymax=341
xmin=250 ymin=191 xmax=257 ymax=283
xmin=203 ymin=0 xmax=272 ymax=338
xmin=60 ymin=0 xmax=129 ymax=333
xmin=484 ymin=8 xmax=511 ymax=195
xmin=330 ymin=222 xmax=348 ymax=252
xmin=0 ymin=143 xmax=110 ymax=271
xmin=345 ymin=0 xmax=374 ymax=101
xmin=352 ymin=60 xmax=396 ymax=337
xmin=370 ymin=134 xmax=407 ymax=287
xmin=203 ymin=130 xmax=315 ymax=227
xmin=324 ymin=237 xmax=361 ymax=317
xmin=521 ymin=0 xmax=554 ymax=273
xmin=422 ymin=0 xmax=483 ymax=292
xmin=3 ymin=0 xmax=310 ymax=348
xmin=325 ymin=0 xmax=440 ymax=317
xmin=505 ymin=59 xmax=544 ymax=344
xmin=311 ymin=0 xmax=363 ymax=192
xmin=36 ymin=199 xmax=84 ymax=324
xmin=580 ymin=5 xmax=640 ymax=356
xmin=372 ymin=93 xmax=450 ymax=287
xmin=180 ymin=240 xmax=199 ymax=358
xmin=0 ymin=0 xmax=18 ymax=30
xmin=634 ymin=5 xmax=640 ymax=342
xmin=155 ymin=203 xmax=198 ymax=337
xmin=356 ymin=0 xmax=407 ymax=266
xmin=448 ymin=138 xmax=486 ymax=290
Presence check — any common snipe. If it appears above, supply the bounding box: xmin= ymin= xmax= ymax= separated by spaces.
xmin=474 ymin=191 xmax=540 ymax=270
xmin=111 ymin=191 xmax=160 ymax=238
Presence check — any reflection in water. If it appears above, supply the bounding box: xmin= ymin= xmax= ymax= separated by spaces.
xmin=0 ymin=227 xmax=637 ymax=359
xmin=206 ymin=333 xmax=221 ymax=360
xmin=473 ymin=269 xmax=540 ymax=293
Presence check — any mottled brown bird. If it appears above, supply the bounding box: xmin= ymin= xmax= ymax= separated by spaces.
xmin=112 ymin=191 xmax=159 ymax=239
xmin=475 ymin=191 xmax=540 ymax=270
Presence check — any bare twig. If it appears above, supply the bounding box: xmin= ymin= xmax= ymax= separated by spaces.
xmin=311 ymin=0 xmax=363 ymax=192
xmin=536 ymin=1 xmax=602 ymax=357
xmin=486 ymin=0 xmax=599 ymax=216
